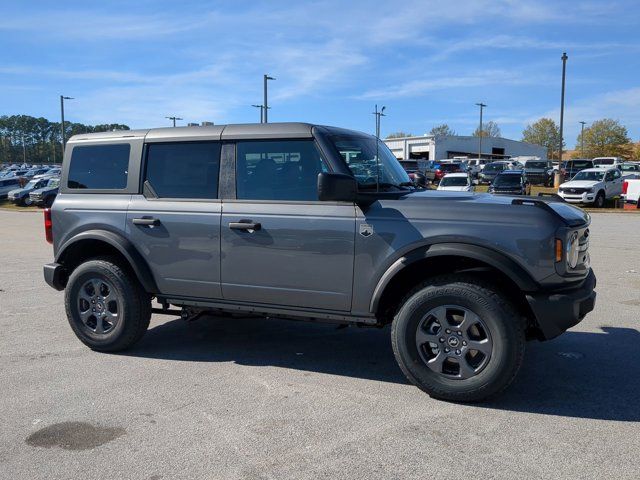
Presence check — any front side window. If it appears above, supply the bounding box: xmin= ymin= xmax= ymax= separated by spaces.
xmin=145 ymin=142 xmax=221 ymax=199
xmin=329 ymin=135 xmax=411 ymax=190
xmin=68 ymin=144 xmax=130 ymax=189
xmin=236 ymin=140 xmax=328 ymax=201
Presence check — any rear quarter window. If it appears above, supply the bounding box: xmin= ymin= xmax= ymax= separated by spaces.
xmin=67 ymin=144 xmax=130 ymax=189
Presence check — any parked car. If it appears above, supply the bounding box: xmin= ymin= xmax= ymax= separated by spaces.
xmin=0 ymin=177 xmax=21 ymax=199
xmin=619 ymin=162 xmax=640 ymax=179
xmin=7 ymin=177 xmax=52 ymax=205
xmin=488 ymin=170 xmax=531 ymax=196
xmin=400 ymin=161 xmax=427 ymax=188
xmin=42 ymin=122 xmax=596 ymax=402
xmin=558 ymin=167 xmax=623 ymax=207
xmin=622 ymin=179 xmax=640 ymax=207
xmin=592 ymin=157 xmax=624 ymax=168
xmin=29 ymin=177 xmax=60 ymax=207
xmin=560 ymin=159 xmax=594 ymax=182
xmin=24 ymin=167 xmax=50 ymax=179
xmin=520 ymin=159 xmax=554 ymax=186
xmin=34 ymin=168 xmax=60 ymax=180
xmin=430 ymin=162 xmax=464 ymax=183
xmin=479 ymin=161 xmax=510 ymax=183
xmin=465 ymin=158 xmax=490 ymax=177
xmin=437 ymin=173 xmax=474 ymax=192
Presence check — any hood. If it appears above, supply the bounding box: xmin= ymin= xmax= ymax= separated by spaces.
xmin=438 ymin=186 xmax=471 ymax=192
xmin=374 ymin=190 xmax=589 ymax=228
xmin=7 ymin=188 xmax=27 ymax=196
xmin=560 ymin=180 xmax=599 ymax=188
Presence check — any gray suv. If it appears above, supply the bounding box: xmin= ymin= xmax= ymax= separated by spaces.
xmin=43 ymin=123 xmax=596 ymax=402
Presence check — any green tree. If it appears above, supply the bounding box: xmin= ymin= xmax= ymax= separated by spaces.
xmin=429 ymin=124 xmax=456 ymax=137
xmin=577 ymin=119 xmax=632 ymax=159
xmin=386 ymin=131 xmax=412 ymax=139
xmin=473 ymin=120 xmax=501 ymax=138
xmin=521 ymin=118 xmax=563 ymax=160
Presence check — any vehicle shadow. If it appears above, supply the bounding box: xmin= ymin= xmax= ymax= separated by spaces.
xmin=126 ymin=317 xmax=639 ymax=422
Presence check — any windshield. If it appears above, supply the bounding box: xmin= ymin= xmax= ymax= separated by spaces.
xmin=566 ymin=160 xmax=592 ymax=169
xmin=440 ymin=176 xmax=468 ymax=187
xmin=525 ymin=161 xmax=547 ymax=169
xmin=330 ymin=135 xmax=411 ymax=189
xmin=484 ymin=163 xmax=503 ymax=172
xmin=493 ymin=174 xmax=522 ymax=186
xmin=621 ymin=164 xmax=638 ymax=171
xmin=573 ymin=171 xmax=604 ymax=181
xmin=25 ymin=180 xmax=41 ymax=189
xmin=47 ymin=179 xmax=60 ymax=188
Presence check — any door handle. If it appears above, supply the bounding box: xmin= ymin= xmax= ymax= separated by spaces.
xmin=132 ymin=217 xmax=161 ymax=226
xmin=229 ymin=221 xmax=261 ymax=231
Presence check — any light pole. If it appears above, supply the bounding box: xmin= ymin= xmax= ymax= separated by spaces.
xmin=475 ymin=102 xmax=486 ymax=160
xmin=263 ymin=74 xmax=275 ymax=123
xmin=21 ymin=134 xmax=27 ymax=164
xmin=252 ymin=104 xmax=264 ymax=123
xmin=558 ymin=52 xmax=568 ymax=162
xmin=579 ymin=121 xmax=586 ymax=157
xmin=165 ymin=116 xmax=183 ymax=127
xmin=372 ymin=105 xmax=386 ymax=192
xmin=60 ymin=95 xmax=73 ymax=157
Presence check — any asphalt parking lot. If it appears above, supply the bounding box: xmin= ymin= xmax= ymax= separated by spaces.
xmin=0 ymin=209 xmax=639 ymax=480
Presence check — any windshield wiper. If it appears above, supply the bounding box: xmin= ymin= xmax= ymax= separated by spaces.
xmin=359 ymin=182 xmax=413 ymax=191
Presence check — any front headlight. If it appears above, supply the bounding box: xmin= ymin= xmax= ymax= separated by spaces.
xmin=587 ymin=187 xmax=594 ymax=193
xmin=566 ymin=231 xmax=580 ymax=269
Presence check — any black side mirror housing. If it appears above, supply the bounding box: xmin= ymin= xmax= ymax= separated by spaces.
xmin=317 ymin=172 xmax=357 ymax=202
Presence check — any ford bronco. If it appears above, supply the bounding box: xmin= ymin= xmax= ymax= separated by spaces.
xmin=43 ymin=123 xmax=596 ymax=401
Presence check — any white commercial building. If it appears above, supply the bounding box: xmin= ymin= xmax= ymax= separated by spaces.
xmin=384 ymin=135 xmax=547 ymax=162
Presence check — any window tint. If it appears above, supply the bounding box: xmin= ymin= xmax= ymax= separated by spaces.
xmin=145 ymin=142 xmax=221 ymax=199
xmin=236 ymin=140 xmax=327 ymax=201
xmin=68 ymin=144 xmax=130 ymax=189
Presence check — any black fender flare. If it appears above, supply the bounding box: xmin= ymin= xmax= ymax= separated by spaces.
xmin=369 ymin=242 xmax=539 ymax=313
xmin=55 ymin=229 xmax=158 ymax=293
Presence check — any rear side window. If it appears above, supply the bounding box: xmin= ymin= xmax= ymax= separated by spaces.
xmin=236 ymin=140 xmax=328 ymax=201
xmin=144 ymin=142 xmax=221 ymax=199
xmin=68 ymin=144 xmax=130 ymax=189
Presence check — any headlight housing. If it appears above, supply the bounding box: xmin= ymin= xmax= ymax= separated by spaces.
xmin=566 ymin=231 xmax=580 ymax=269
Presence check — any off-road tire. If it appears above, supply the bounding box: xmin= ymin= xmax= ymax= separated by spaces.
xmin=391 ymin=274 xmax=526 ymax=402
xmin=64 ymin=257 xmax=151 ymax=352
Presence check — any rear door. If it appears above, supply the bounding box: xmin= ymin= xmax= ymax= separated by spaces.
xmin=127 ymin=141 xmax=223 ymax=299
xmin=220 ymin=139 xmax=356 ymax=311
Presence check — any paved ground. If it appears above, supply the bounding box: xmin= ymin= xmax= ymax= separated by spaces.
xmin=0 ymin=209 xmax=638 ymax=480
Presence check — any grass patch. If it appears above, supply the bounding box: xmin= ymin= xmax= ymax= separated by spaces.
xmin=0 ymin=199 xmax=41 ymax=211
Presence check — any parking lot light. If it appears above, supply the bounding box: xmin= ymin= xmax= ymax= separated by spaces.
xmin=60 ymin=95 xmax=74 ymax=157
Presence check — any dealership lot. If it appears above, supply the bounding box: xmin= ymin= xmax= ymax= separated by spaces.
xmin=0 ymin=210 xmax=638 ymax=479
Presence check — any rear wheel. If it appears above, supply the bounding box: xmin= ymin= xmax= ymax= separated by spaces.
xmin=391 ymin=275 xmax=525 ymax=402
xmin=64 ymin=258 xmax=151 ymax=352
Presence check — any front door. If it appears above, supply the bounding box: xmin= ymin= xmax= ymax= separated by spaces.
xmin=220 ymin=139 xmax=356 ymax=311
xmin=127 ymin=141 xmax=222 ymax=299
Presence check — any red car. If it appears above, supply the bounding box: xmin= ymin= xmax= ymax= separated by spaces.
xmin=433 ymin=163 xmax=463 ymax=182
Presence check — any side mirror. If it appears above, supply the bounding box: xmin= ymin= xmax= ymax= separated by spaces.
xmin=317 ymin=172 xmax=357 ymax=202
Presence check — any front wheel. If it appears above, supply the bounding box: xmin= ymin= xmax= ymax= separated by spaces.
xmin=64 ymin=258 xmax=151 ymax=352
xmin=23 ymin=196 xmax=33 ymax=206
xmin=391 ymin=275 xmax=525 ymax=402
xmin=594 ymin=192 xmax=605 ymax=208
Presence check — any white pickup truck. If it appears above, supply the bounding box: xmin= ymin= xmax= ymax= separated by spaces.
xmin=558 ymin=167 xmax=624 ymax=207
xmin=622 ymin=178 xmax=640 ymax=208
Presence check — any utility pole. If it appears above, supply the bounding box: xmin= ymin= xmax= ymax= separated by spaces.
xmin=579 ymin=121 xmax=586 ymax=157
xmin=475 ymin=102 xmax=486 ymax=160
xmin=263 ymin=74 xmax=275 ymax=123
xmin=558 ymin=52 xmax=568 ymax=162
xmin=165 ymin=116 xmax=183 ymax=127
xmin=252 ymin=104 xmax=265 ymax=123
xmin=60 ymin=95 xmax=73 ymax=157
xmin=372 ymin=104 xmax=386 ymax=138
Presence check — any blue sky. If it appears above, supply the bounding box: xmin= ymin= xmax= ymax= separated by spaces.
xmin=1 ymin=0 xmax=639 ymax=146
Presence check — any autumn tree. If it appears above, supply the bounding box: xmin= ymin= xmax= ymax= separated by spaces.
xmin=521 ymin=118 xmax=564 ymax=160
xmin=473 ymin=120 xmax=501 ymax=138
xmin=576 ymin=119 xmax=632 ymax=159
xmin=429 ymin=124 xmax=456 ymax=137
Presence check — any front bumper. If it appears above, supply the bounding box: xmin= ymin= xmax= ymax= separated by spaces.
xmin=558 ymin=191 xmax=595 ymax=204
xmin=43 ymin=262 xmax=67 ymax=291
xmin=526 ymin=269 xmax=596 ymax=340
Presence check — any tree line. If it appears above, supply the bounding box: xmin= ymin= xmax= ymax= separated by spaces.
xmin=0 ymin=115 xmax=130 ymax=164
xmin=387 ymin=118 xmax=638 ymax=160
